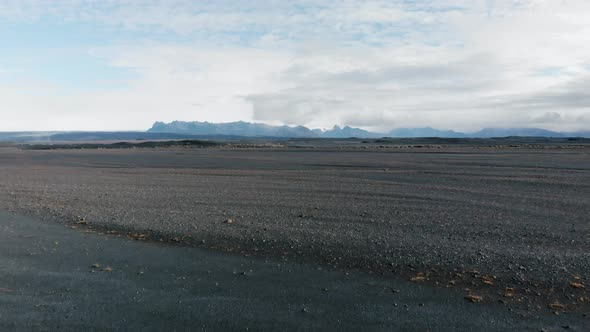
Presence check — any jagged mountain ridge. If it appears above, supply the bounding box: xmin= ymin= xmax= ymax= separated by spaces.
xmin=148 ymin=121 xmax=590 ymax=138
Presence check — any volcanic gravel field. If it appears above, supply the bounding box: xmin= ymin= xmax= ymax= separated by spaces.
xmin=1 ymin=142 xmax=589 ymax=322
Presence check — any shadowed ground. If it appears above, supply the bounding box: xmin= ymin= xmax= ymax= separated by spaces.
xmin=0 ymin=211 xmax=584 ymax=331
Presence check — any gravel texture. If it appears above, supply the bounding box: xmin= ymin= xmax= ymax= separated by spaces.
xmin=1 ymin=143 xmax=589 ymax=316
xmin=6 ymin=210 xmax=579 ymax=331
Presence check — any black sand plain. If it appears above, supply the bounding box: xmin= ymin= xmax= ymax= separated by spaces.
xmin=0 ymin=138 xmax=589 ymax=330
xmin=0 ymin=210 xmax=559 ymax=331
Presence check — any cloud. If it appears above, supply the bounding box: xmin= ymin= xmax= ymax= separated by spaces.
xmin=246 ymin=46 xmax=590 ymax=131
xmin=242 ymin=1 xmax=590 ymax=132
xmin=0 ymin=0 xmax=589 ymax=131
xmin=531 ymin=112 xmax=561 ymax=124
xmin=509 ymin=76 xmax=590 ymax=110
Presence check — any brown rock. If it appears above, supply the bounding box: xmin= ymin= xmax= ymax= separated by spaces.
xmin=464 ymin=295 xmax=483 ymax=303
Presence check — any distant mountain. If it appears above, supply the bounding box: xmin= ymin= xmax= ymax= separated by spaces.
xmin=388 ymin=127 xmax=465 ymax=138
xmin=387 ymin=127 xmax=590 ymax=138
xmin=3 ymin=123 xmax=586 ymax=143
xmin=149 ymin=121 xmax=380 ymax=138
xmin=149 ymin=121 xmax=590 ymax=139
xmin=318 ymin=125 xmax=381 ymax=138
xmin=471 ymin=128 xmax=565 ymax=138
xmin=149 ymin=121 xmax=316 ymax=138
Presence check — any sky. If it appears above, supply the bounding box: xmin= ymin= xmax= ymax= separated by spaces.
xmin=1 ymin=0 xmax=589 ymax=132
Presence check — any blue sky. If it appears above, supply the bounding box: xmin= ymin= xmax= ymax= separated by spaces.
xmin=0 ymin=0 xmax=589 ymax=132
xmin=0 ymin=19 xmax=140 ymax=90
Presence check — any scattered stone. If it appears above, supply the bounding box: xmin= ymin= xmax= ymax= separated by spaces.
xmin=570 ymin=282 xmax=585 ymax=289
xmin=464 ymin=295 xmax=483 ymax=303
xmin=548 ymin=301 xmax=565 ymax=310
xmin=76 ymin=219 xmax=88 ymax=225
xmin=128 ymin=233 xmax=148 ymax=240
xmin=225 ymin=219 xmax=234 ymax=224
xmin=410 ymin=273 xmax=426 ymax=282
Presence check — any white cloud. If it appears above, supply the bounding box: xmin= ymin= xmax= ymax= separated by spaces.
xmin=0 ymin=0 xmax=589 ymax=131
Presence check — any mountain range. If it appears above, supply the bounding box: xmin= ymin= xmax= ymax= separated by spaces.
xmin=148 ymin=121 xmax=590 ymax=138
xmin=1 ymin=122 xmax=588 ymax=143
